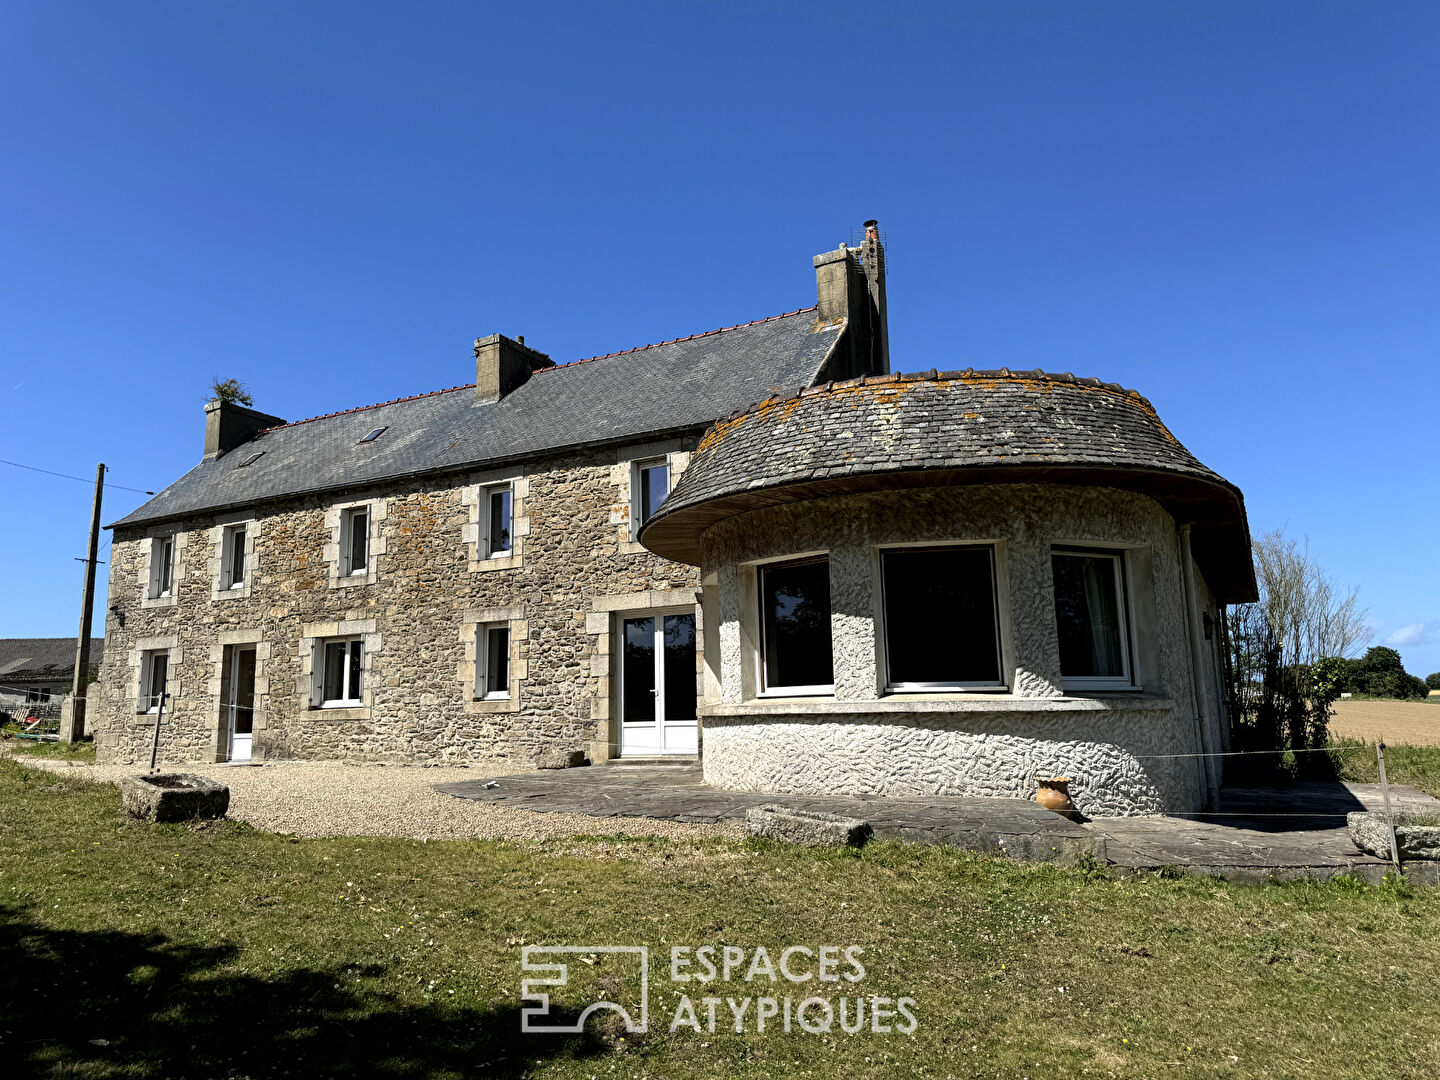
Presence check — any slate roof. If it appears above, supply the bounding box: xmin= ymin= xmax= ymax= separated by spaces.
xmin=640 ymin=369 xmax=1257 ymax=601
xmin=112 ymin=309 xmax=839 ymax=529
xmin=0 ymin=638 xmax=104 ymax=685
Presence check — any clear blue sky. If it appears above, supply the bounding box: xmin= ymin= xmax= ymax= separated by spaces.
xmin=2 ymin=2 xmax=1436 ymax=675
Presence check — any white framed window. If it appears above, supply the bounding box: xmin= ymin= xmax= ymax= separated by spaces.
xmin=318 ymin=637 xmax=364 ymax=707
xmin=475 ymin=623 xmax=511 ymax=700
xmin=340 ymin=507 xmax=370 ymax=576
xmin=148 ymin=536 xmax=176 ymax=598
xmin=482 ymin=483 xmax=513 ymax=558
xmin=221 ymin=523 xmax=248 ymax=589
xmin=632 ymin=458 xmax=670 ymax=533
xmin=880 ymin=544 xmax=1004 ymax=691
xmin=139 ymin=650 xmax=170 ymax=713
xmin=758 ymin=556 xmax=834 ymax=696
xmin=1051 ymin=548 xmax=1134 ymax=691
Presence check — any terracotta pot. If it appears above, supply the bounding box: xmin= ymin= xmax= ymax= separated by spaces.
xmin=1034 ymin=776 xmax=1078 ymax=818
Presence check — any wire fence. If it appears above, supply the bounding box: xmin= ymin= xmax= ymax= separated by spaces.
xmin=1057 ymin=740 xmax=1417 ymax=868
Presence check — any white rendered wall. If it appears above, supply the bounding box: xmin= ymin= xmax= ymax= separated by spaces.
xmin=698 ymin=483 xmax=1219 ymax=816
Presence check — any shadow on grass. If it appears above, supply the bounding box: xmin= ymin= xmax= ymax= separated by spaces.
xmin=0 ymin=907 xmax=608 ymax=1079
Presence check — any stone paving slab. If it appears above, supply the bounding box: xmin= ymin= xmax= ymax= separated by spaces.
xmin=435 ymin=765 xmax=1440 ymax=882
xmin=435 ymin=764 xmax=1102 ymax=861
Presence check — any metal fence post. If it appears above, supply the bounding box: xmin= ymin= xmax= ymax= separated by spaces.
xmin=149 ymin=692 xmax=168 ymax=775
xmin=1376 ymin=741 xmax=1401 ymax=871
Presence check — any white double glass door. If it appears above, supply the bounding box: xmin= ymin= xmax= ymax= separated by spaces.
xmin=620 ymin=611 xmax=698 ymax=756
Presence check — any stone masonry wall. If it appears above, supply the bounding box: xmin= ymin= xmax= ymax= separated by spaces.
xmin=94 ymin=438 xmax=701 ymax=766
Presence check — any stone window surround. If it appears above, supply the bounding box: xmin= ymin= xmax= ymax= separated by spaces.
xmin=461 ymin=470 xmax=529 ymax=573
xmin=129 ymin=635 xmax=182 ymax=721
xmin=297 ymin=618 xmax=381 ymax=721
xmin=611 ymin=440 xmax=692 ymax=554
xmin=457 ymin=604 xmax=529 ymax=714
xmin=140 ymin=530 xmax=187 ymax=609
xmin=725 ymin=538 xmax=1156 ymax=706
xmin=582 ymin=588 xmax=702 ymax=761
xmin=209 ymin=516 xmax=259 ymax=601
xmin=207 ymin=630 xmax=272 ymax=762
xmin=324 ymin=498 xmax=387 ymax=589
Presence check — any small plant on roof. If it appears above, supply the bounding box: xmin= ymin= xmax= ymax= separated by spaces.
xmin=209 ymin=378 xmax=254 ymax=406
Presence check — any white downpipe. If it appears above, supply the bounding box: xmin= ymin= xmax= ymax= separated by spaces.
xmin=1179 ymin=525 xmax=1221 ymax=807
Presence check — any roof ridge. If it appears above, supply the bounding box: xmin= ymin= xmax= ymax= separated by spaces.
xmin=533 ymin=306 xmax=818 ymax=373
xmin=256 ymin=306 xmax=819 ymax=433
xmin=260 ymin=382 xmax=477 ymax=433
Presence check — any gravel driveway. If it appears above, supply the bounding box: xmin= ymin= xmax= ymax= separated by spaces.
xmin=6 ymin=753 xmax=739 ymax=843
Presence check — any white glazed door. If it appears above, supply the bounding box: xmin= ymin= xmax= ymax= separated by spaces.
xmin=620 ymin=612 xmax=697 ymax=756
xmin=227 ymin=647 xmax=256 ymax=762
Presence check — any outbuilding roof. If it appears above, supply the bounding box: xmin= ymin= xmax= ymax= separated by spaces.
xmin=640 ymin=369 xmax=1257 ymax=601
xmin=112 ymin=309 xmax=840 ymax=529
xmin=0 ymin=638 xmax=104 ymax=685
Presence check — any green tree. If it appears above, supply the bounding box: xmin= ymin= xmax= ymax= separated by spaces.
xmin=1349 ymin=646 xmax=1426 ymax=700
xmin=209 ymin=378 xmax=253 ymax=406
xmin=1426 ymin=672 xmax=1440 ymax=691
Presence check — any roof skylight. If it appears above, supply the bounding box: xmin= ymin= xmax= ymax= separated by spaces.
xmin=236 ymin=451 xmax=265 ymax=468
xmin=359 ymin=426 xmax=388 ymax=444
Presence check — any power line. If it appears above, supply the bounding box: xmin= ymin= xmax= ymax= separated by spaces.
xmin=0 ymin=458 xmax=154 ymax=496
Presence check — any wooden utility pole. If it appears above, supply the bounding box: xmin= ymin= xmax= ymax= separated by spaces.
xmin=62 ymin=463 xmax=105 ymax=743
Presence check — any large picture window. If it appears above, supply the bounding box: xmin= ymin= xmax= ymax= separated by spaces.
xmin=759 ymin=557 xmax=833 ymax=694
xmin=1051 ymin=549 xmax=1133 ymax=690
xmin=321 ymin=637 xmax=364 ymax=706
xmin=881 ymin=545 xmax=1002 ymax=689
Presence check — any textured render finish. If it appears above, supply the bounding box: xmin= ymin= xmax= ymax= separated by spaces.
xmin=93 ymin=441 xmax=703 ymax=767
xmin=705 ymin=710 xmax=1181 ymax=816
xmin=697 ymin=484 xmax=1219 ymax=816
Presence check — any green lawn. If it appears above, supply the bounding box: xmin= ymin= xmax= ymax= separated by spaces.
xmin=3 ymin=759 xmax=1440 ymax=1078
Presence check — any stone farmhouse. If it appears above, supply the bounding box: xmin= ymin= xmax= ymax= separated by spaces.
xmin=95 ymin=222 xmax=1256 ymax=815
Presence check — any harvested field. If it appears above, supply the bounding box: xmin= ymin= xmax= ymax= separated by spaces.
xmin=1330 ymin=698 xmax=1440 ymax=747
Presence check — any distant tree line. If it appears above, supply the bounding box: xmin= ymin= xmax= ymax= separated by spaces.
xmin=1330 ymin=646 xmax=1430 ymax=701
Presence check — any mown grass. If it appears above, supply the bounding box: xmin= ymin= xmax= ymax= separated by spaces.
xmin=2 ymin=758 xmax=1440 ymax=1078
xmin=0 ymin=732 xmax=97 ymax=761
xmin=1330 ymin=737 xmax=1440 ymax=798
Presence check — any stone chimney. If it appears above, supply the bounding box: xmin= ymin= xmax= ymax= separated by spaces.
xmin=203 ymin=399 xmax=286 ymax=461
xmin=812 ymin=219 xmax=890 ymax=381
xmin=474 ymin=334 xmax=555 ymax=402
